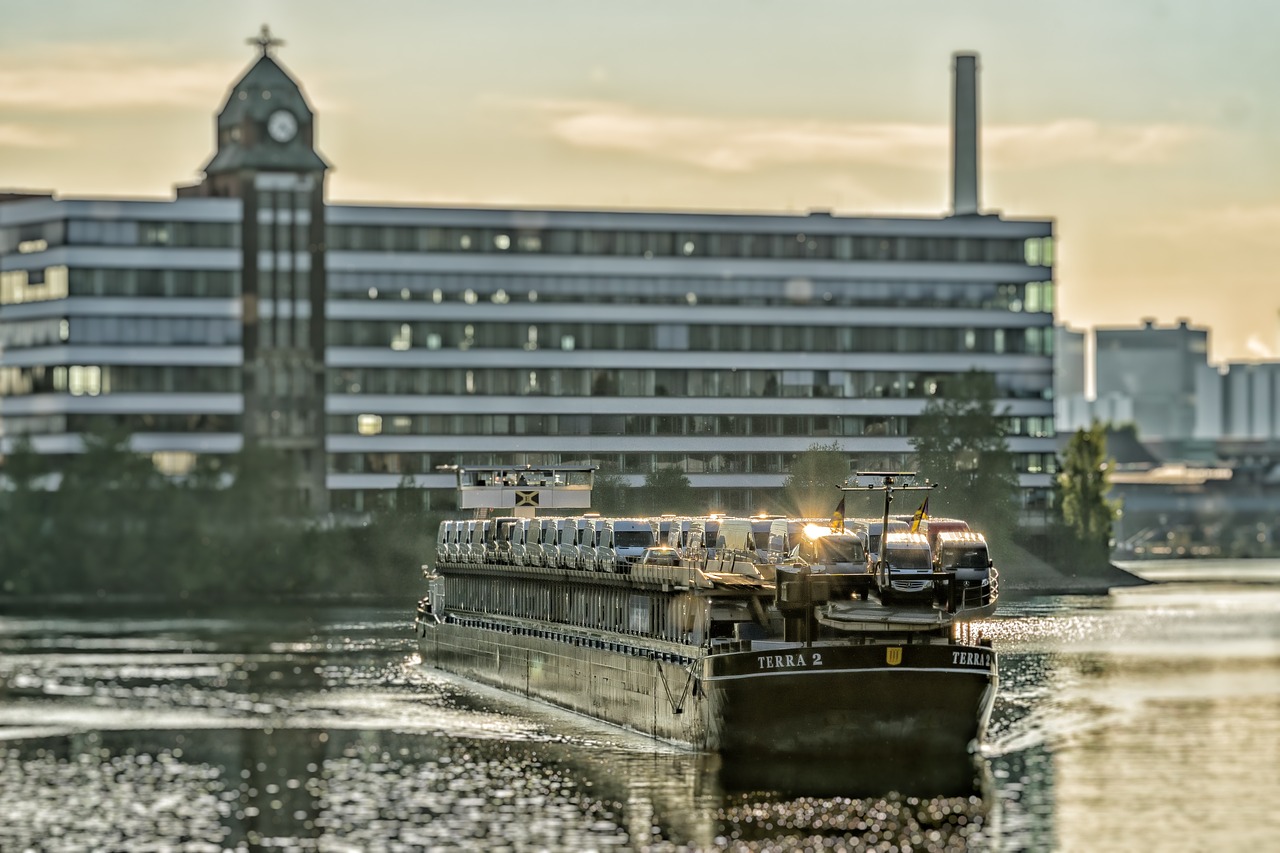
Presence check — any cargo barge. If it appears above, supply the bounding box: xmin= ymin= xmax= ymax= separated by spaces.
xmin=414 ymin=467 xmax=999 ymax=761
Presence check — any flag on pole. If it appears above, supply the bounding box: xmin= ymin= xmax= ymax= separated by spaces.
xmin=831 ymin=496 xmax=846 ymax=532
xmin=909 ymin=496 xmax=929 ymax=533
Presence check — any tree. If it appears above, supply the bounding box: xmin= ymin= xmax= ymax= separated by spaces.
xmin=1055 ymin=422 xmax=1120 ymax=568
xmin=0 ymin=435 xmax=58 ymax=592
xmin=780 ymin=442 xmax=848 ymax=519
xmin=909 ymin=370 xmax=1020 ymax=547
xmin=637 ymin=466 xmax=698 ymax=516
xmin=591 ymin=466 xmax=632 ymax=515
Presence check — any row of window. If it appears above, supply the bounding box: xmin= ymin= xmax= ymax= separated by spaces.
xmin=0 ymin=365 xmax=240 ymax=397
xmin=343 ymin=412 xmax=1054 ymax=439
xmin=0 ymin=407 xmax=1054 ymax=445
xmin=12 ymin=221 xmax=1060 ymax=276
xmin=0 ymin=317 xmax=67 ymax=349
xmin=2 ymin=363 xmax=1053 ymax=403
xmin=330 ymin=449 xmax=1059 ymax=478
xmin=329 ymin=367 xmax=1052 ymax=400
xmin=0 ymin=220 xmax=238 ymax=253
xmin=66 ymin=316 xmax=240 ymax=347
xmin=65 ymin=268 xmax=240 ymax=299
xmin=327 ymin=225 xmax=1054 ymax=267
xmin=338 ymin=277 xmax=1056 ymax=314
xmin=2 ymin=218 xmax=1054 ymax=268
xmin=331 ymin=320 xmax=1054 ymax=356
xmin=0 ymin=413 xmax=239 ymax=436
xmin=5 ymin=264 xmax=1055 ymax=315
xmin=1 ymin=266 xmax=69 ymax=306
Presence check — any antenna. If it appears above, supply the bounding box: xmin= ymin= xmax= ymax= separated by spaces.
xmin=844 ymin=471 xmax=938 ymax=578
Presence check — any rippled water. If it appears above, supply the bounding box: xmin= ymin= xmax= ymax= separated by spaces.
xmin=1 ymin=561 xmax=1277 ymax=851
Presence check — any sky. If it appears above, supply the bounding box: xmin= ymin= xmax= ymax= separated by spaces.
xmin=3 ymin=0 xmax=1278 ymax=365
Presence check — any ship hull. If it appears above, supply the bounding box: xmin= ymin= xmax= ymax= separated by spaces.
xmin=701 ymin=642 xmax=996 ymax=758
xmin=416 ymin=615 xmax=996 ymax=760
xmin=417 ymin=616 xmax=709 ymax=746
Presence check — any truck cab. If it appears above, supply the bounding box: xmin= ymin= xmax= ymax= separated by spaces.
xmin=590 ymin=518 xmax=617 ymax=573
xmin=607 ymin=518 xmax=655 ymax=570
xmin=573 ymin=516 xmax=598 ymax=571
xmin=934 ymin=530 xmax=995 ymax=608
xmin=508 ymin=518 xmax=534 ymax=566
xmin=553 ymin=518 xmax=580 ymax=569
xmin=463 ymin=520 xmax=488 ymax=564
xmin=874 ymin=531 xmax=934 ymax=603
xmin=486 ymin=516 xmax=520 ymax=564
xmin=436 ymin=520 xmax=453 ymax=565
xmin=790 ymin=527 xmax=867 ymax=574
xmin=850 ymin=518 xmax=909 ymax=557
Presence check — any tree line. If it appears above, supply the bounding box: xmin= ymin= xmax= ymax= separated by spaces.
xmin=0 ymin=370 xmax=1119 ymax=600
xmin=0 ymin=428 xmax=431 ymax=602
xmin=592 ymin=370 xmax=1118 ymax=571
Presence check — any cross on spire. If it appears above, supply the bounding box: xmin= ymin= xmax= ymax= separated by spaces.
xmin=248 ymin=24 xmax=284 ymax=57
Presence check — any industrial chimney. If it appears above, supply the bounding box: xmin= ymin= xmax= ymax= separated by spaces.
xmin=951 ymin=52 xmax=980 ymax=216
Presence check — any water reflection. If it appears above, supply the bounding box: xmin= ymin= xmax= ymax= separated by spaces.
xmin=0 ymin=603 xmax=993 ymax=850
xmin=1 ymin=727 xmax=992 ymax=851
xmin=986 ymin=564 xmax=1280 ymax=852
xmin=5 ymin=570 xmax=1275 ymax=850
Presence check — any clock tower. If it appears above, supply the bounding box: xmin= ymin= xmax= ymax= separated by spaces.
xmin=184 ymin=26 xmax=330 ymax=513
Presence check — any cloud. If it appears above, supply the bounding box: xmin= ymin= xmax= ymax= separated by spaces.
xmin=1245 ymin=336 xmax=1275 ymax=359
xmin=518 ymin=99 xmax=1205 ymax=174
xmin=987 ymin=120 xmax=1203 ymax=167
xmin=0 ymin=123 xmax=72 ymax=148
xmin=528 ymin=99 xmax=940 ymax=172
xmin=0 ymin=44 xmax=236 ymax=111
xmin=1140 ymin=203 xmax=1280 ymax=245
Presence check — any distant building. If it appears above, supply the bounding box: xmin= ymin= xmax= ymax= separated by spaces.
xmin=0 ymin=37 xmax=1058 ymax=516
xmin=1094 ymin=319 xmax=1209 ymax=442
xmin=1196 ymin=360 xmax=1280 ymax=442
xmin=1053 ymin=325 xmax=1088 ymax=431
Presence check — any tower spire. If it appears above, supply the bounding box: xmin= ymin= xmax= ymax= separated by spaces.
xmin=248 ymin=24 xmax=284 ymax=57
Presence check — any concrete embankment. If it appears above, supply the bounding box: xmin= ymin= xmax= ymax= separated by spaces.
xmin=1000 ymin=542 xmax=1150 ymax=597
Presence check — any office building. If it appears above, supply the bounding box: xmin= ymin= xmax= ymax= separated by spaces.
xmin=0 ymin=38 xmax=1058 ymax=515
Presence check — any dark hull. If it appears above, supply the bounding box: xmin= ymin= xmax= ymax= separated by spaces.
xmin=702 ymin=642 xmax=996 ymax=758
xmin=416 ymin=615 xmax=996 ymax=761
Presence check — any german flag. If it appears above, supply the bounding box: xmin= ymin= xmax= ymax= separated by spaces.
xmin=831 ymin=496 xmax=846 ymax=532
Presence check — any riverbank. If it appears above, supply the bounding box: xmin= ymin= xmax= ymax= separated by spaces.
xmin=1000 ymin=541 xmax=1150 ymax=597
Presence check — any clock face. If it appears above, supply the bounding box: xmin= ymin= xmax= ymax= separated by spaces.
xmin=267 ymin=110 xmax=297 ymax=143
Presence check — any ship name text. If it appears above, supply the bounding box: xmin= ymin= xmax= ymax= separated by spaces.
xmin=952 ymin=650 xmax=991 ymax=667
xmin=757 ymin=652 xmax=824 ymax=670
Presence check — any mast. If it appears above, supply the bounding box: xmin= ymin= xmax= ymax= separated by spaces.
xmin=845 ymin=471 xmax=937 ymax=578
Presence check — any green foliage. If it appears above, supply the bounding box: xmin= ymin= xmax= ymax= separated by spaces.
xmin=637 ymin=466 xmax=699 ymax=515
xmin=0 ymin=432 xmax=426 ymax=603
xmin=780 ymin=442 xmax=848 ymax=519
xmin=591 ymin=466 xmax=632 ymax=516
xmin=909 ymin=371 xmax=1020 ymax=548
xmin=1054 ymin=422 xmax=1120 ymax=568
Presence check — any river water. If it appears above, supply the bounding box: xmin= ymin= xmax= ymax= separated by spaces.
xmin=1 ymin=559 xmax=1277 ymax=852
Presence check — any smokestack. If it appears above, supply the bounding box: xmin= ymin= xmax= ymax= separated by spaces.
xmin=951 ymin=52 xmax=980 ymax=216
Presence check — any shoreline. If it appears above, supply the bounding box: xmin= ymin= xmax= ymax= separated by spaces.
xmin=998 ymin=541 xmax=1152 ymax=597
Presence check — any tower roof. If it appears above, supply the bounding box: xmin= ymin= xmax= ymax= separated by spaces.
xmin=216 ymin=54 xmax=313 ymax=130
xmin=203 ymin=26 xmax=328 ymax=176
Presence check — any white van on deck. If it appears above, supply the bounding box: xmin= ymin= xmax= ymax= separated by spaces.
xmin=607 ymin=518 xmax=656 ymax=570
xmin=934 ymin=530 xmax=995 ymax=607
xmin=874 ymin=531 xmax=934 ymax=602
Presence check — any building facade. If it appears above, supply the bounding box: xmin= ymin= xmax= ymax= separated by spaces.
xmin=1196 ymin=360 xmax=1280 ymax=442
xmin=0 ymin=40 xmax=1058 ymax=516
xmin=1094 ymin=319 xmax=1209 ymax=443
xmin=1053 ymin=325 xmax=1088 ymax=431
